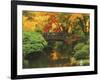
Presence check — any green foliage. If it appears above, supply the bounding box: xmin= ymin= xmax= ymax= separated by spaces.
xmin=74 ymin=43 xmax=89 ymax=60
xmin=23 ymin=60 xmax=29 ymax=68
xmin=74 ymin=49 xmax=89 ymax=60
xmin=74 ymin=43 xmax=85 ymax=51
xmin=23 ymin=31 xmax=47 ymax=55
xmin=76 ymin=59 xmax=89 ymax=66
xmin=54 ymin=41 xmax=66 ymax=53
xmin=82 ymin=59 xmax=89 ymax=66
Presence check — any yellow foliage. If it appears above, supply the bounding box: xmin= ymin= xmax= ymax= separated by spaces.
xmin=67 ymin=13 xmax=90 ymax=33
xmin=23 ymin=19 xmax=37 ymax=31
xmin=68 ymin=26 xmax=72 ymax=33
xmin=69 ymin=13 xmax=84 ymax=22
xmin=23 ymin=12 xmax=51 ymax=32
xmin=49 ymin=23 xmax=57 ymax=32
xmin=86 ymin=20 xmax=90 ymax=32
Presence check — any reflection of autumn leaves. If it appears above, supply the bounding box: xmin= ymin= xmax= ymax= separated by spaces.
xmin=50 ymin=50 xmax=61 ymax=61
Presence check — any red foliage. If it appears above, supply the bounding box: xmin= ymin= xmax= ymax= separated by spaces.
xmin=53 ymin=27 xmax=62 ymax=32
xmin=44 ymin=22 xmax=52 ymax=32
xmin=44 ymin=15 xmax=63 ymax=32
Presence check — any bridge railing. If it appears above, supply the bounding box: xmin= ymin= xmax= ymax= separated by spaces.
xmin=43 ymin=32 xmax=67 ymax=41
